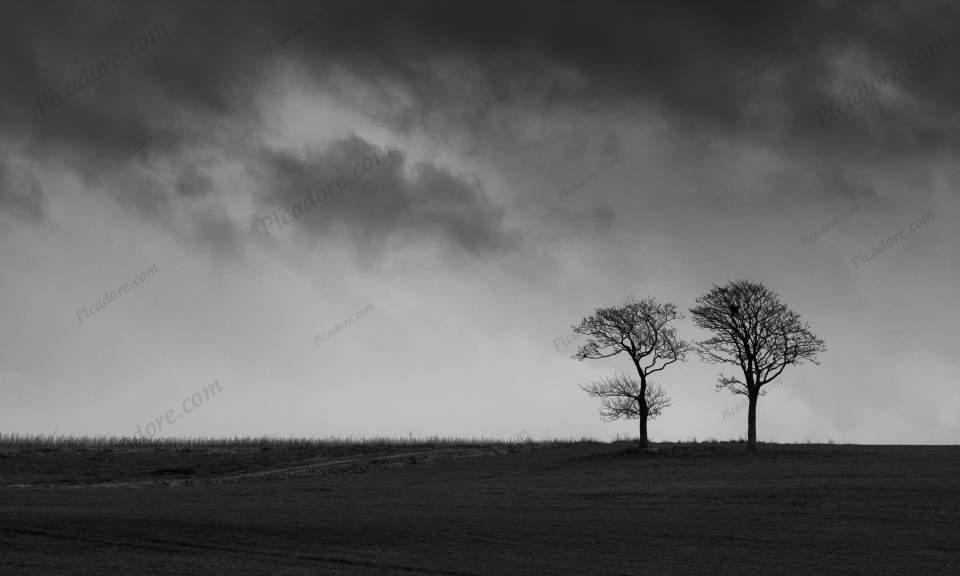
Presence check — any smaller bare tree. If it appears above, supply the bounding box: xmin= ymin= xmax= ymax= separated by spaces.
xmin=580 ymin=374 xmax=671 ymax=448
xmin=572 ymin=297 xmax=690 ymax=449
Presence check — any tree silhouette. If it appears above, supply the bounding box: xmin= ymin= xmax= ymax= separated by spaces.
xmin=690 ymin=280 xmax=826 ymax=450
xmin=572 ymin=297 xmax=690 ymax=449
xmin=580 ymin=375 xmax=671 ymax=443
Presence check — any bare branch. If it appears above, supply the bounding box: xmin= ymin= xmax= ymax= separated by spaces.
xmin=715 ymin=374 xmax=749 ymax=396
xmin=580 ymin=374 xmax=672 ymax=422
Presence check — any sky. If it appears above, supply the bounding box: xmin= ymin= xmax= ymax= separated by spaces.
xmin=1 ymin=0 xmax=957 ymax=444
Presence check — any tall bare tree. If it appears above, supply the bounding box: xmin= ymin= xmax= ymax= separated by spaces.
xmin=572 ymin=297 xmax=690 ymax=449
xmin=689 ymin=280 xmax=826 ymax=450
xmin=580 ymin=375 xmax=671 ymax=446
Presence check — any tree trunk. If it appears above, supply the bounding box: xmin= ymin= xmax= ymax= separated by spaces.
xmin=747 ymin=391 xmax=759 ymax=451
xmin=638 ymin=414 xmax=648 ymax=450
xmin=637 ymin=388 xmax=649 ymax=450
xmin=637 ymin=378 xmax=649 ymax=450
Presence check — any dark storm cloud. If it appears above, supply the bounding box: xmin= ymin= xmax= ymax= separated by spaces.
xmin=9 ymin=1 xmax=960 ymax=147
xmin=175 ymin=164 xmax=214 ymax=199
xmin=2 ymin=1 xmax=956 ymax=229
xmin=257 ymin=0 xmax=955 ymax=161
xmin=252 ymin=136 xmax=515 ymax=257
xmin=0 ymin=160 xmax=46 ymax=222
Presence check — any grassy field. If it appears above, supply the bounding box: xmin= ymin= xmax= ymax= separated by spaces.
xmin=1 ymin=438 xmax=958 ymax=575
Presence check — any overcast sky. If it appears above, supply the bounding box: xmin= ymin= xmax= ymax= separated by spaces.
xmin=1 ymin=0 xmax=957 ymax=444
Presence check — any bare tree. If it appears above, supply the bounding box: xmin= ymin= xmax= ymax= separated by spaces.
xmin=689 ymin=280 xmax=826 ymax=450
xmin=572 ymin=297 xmax=690 ymax=449
xmin=580 ymin=375 xmax=671 ymax=446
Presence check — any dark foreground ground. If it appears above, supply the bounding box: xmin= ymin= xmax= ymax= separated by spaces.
xmin=1 ymin=442 xmax=958 ymax=575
